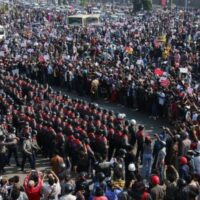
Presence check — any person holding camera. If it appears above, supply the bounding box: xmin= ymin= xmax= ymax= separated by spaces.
xmin=23 ymin=170 xmax=43 ymax=200
xmin=41 ymin=170 xmax=61 ymax=200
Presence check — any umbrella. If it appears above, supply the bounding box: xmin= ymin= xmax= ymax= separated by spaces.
xmin=39 ymin=55 xmax=45 ymax=63
xmin=154 ymin=68 xmax=164 ymax=76
xmin=159 ymin=77 xmax=170 ymax=87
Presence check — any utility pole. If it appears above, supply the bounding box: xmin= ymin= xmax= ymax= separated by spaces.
xmin=185 ymin=0 xmax=188 ymax=11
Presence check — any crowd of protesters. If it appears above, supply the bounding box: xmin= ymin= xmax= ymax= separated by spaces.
xmin=0 ymin=5 xmax=199 ymax=123
xmin=0 ymin=3 xmax=199 ymax=200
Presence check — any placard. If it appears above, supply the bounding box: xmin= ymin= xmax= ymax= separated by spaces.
xmin=179 ymin=68 xmax=188 ymax=74
xmin=12 ymin=69 xmax=19 ymax=76
xmin=0 ymin=51 xmax=4 ymax=57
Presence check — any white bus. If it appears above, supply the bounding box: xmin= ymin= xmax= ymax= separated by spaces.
xmin=68 ymin=14 xmax=100 ymax=27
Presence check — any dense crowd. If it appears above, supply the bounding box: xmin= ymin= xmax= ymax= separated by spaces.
xmin=0 ymin=3 xmax=199 ymax=200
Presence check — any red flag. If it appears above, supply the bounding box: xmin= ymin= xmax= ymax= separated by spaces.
xmin=154 ymin=68 xmax=164 ymax=76
xmin=160 ymin=77 xmax=170 ymax=87
xmin=39 ymin=55 xmax=45 ymax=63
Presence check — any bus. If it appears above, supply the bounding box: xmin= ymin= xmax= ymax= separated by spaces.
xmin=68 ymin=14 xmax=100 ymax=27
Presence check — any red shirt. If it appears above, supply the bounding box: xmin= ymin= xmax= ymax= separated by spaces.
xmin=93 ymin=196 xmax=108 ymax=200
xmin=23 ymin=176 xmax=43 ymax=200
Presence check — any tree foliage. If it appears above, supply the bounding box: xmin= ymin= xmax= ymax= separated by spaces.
xmin=133 ymin=0 xmax=152 ymax=12
xmin=142 ymin=0 xmax=152 ymax=10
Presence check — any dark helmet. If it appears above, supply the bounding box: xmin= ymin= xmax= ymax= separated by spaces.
xmin=75 ymin=112 xmax=80 ymax=117
xmin=108 ymin=123 xmax=114 ymax=129
xmin=56 ymin=91 xmax=61 ymax=96
xmin=89 ymin=116 xmax=94 ymax=121
xmin=95 ymin=115 xmax=101 ymax=120
xmin=57 ymin=127 xmax=63 ymax=132
xmin=109 ymin=110 xmax=114 ymax=116
xmin=89 ymin=126 xmax=96 ymax=132
xmin=59 ymin=103 xmax=64 ymax=108
xmin=125 ymin=120 xmax=129 ymax=126
xmin=43 ymin=121 xmax=48 ymax=126
xmin=32 ymin=130 xmax=38 ymax=135
xmin=118 ymin=148 xmax=127 ymax=158
xmin=103 ymin=109 xmax=108 ymax=114
xmin=64 ymin=184 xmax=73 ymax=194
xmin=117 ymin=125 xmax=122 ymax=131
xmin=52 ymin=112 xmax=57 ymax=116
xmin=74 ymin=133 xmax=80 ymax=139
xmin=138 ymin=125 xmax=144 ymax=130
xmin=64 ymin=116 xmax=68 ymax=121
xmin=177 ymin=179 xmax=186 ymax=188
xmin=63 ymin=94 xmax=69 ymax=99
xmin=80 ymin=172 xmax=87 ymax=179
xmin=67 ymin=119 xmax=72 ymax=124
xmin=72 ymin=98 xmax=77 ymax=102
xmin=101 ymin=129 xmax=107 ymax=137
xmin=102 ymin=119 xmax=107 ymax=125
xmin=97 ymin=172 xmax=105 ymax=182
xmin=48 ymin=122 xmax=53 ymax=127
xmin=81 ymin=124 xmax=87 ymax=130
xmin=84 ymin=138 xmax=90 ymax=144
xmin=10 ymin=127 xmax=16 ymax=133
xmin=84 ymin=115 xmax=89 ymax=120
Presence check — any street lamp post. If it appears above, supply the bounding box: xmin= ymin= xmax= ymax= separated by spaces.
xmin=185 ymin=0 xmax=188 ymax=11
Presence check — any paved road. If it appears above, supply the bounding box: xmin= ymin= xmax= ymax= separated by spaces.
xmin=4 ymin=87 xmax=167 ymax=183
xmin=57 ymin=87 xmax=166 ymax=134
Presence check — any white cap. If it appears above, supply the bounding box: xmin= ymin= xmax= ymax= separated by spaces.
xmin=130 ymin=119 xmax=136 ymax=125
xmin=128 ymin=163 xmax=136 ymax=172
xmin=118 ymin=113 xmax=126 ymax=119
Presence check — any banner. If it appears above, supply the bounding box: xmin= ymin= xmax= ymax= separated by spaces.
xmin=0 ymin=51 xmax=4 ymax=57
xmin=12 ymin=69 xmax=19 ymax=76
xmin=161 ymin=0 xmax=167 ymax=8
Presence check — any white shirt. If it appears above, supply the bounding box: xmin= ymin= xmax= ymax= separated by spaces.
xmin=64 ymin=71 xmax=74 ymax=82
xmin=42 ymin=182 xmax=61 ymax=200
xmin=158 ymin=92 xmax=165 ymax=106
xmin=192 ymin=113 xmax=198 ymax=121
xmin=156 ymin=147 xmax=166 ymax=168
xmin=136 ymin=58 xmax=144 ymax=67
xmin=59 ymin=194 xmax=76 ymax=200
xmin=47 ymin=65 xmax=53 ymax=75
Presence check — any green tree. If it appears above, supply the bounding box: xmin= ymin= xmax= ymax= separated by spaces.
xmin=142 ymin=0 xmax=152 ymax=10
xmin=80 ymin=0 xmax=88 ymax=6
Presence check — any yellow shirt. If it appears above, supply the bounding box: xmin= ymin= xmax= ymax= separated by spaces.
xmin=91 ymin=79 xmax=99 ymax=93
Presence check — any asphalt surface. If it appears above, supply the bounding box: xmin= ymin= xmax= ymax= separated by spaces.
xmin=3 ymin=87 xmax=167 ymax=184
